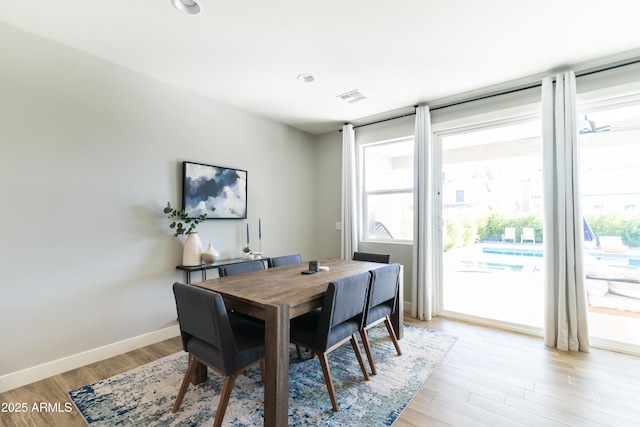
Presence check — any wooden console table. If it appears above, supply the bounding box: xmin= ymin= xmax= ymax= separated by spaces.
xmin=176 ymin=257 xmax=270 ymax=283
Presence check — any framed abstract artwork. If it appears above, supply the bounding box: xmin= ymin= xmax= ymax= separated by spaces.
xmin=182 ymin=161 xmax=247 ymax=219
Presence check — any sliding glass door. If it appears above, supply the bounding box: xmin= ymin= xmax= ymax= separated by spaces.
xmin=438 ymin=119 xmax=544 ymax=329
xmin=579 ymin=99 xmax=640 ymax=350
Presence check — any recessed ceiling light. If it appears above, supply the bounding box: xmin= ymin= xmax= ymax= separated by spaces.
xmin=172 ymin=0 xmax=202 ymax=15
xmin=297 ymin=74 xmax=315 ymax=83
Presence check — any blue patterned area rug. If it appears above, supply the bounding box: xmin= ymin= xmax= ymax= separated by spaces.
xmin=69 ymin=325 xmax=456 ymax=426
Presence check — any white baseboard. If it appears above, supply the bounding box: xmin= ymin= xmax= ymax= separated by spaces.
xmin=0 ymin=324 xmax=181 ymax=393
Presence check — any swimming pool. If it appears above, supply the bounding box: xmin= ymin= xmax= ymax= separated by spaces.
xmin=482 ymin=246 xmax=543 ymax=258
xmin=483 ymin=244 xmax=640 ymax=266
xmin=448 ymin=245 xmax=538 ymax=273
xmin=459 ymin=260 xmax=525 ymax=272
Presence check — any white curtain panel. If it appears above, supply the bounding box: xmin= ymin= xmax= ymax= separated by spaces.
xmin=341 ymin=123 xmax=358 ymax=260
xmin=412 ymin=105 xmax=435 ymax=321
xmin=541 ymin=72 xmax=590 ymax=352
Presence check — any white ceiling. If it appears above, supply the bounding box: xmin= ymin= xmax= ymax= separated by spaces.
xmin=2 ymin=0 xmax=640 ymax=135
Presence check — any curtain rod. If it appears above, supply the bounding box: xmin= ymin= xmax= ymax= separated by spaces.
xmin=347 ymin=57 xmax=640 ymax=131
xmin=352 ymin=111 xmax=417 ymax=129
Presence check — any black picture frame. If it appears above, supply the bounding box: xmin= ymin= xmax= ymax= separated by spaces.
xmin=182 ymin=161 xmax=247 ymax=219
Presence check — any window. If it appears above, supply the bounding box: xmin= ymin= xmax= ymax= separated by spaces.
xmin=361 ymin=137 xmax=414 ymax=241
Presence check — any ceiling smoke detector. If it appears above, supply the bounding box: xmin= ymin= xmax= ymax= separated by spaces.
xmin=172 ymin=0 xmax=202 ymax=15
xmin=337 ymin=90 xmax=367 ymax=103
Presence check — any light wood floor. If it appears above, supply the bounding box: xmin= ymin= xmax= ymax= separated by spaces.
xmin=1 ymin=317 xmax=639 ymax=426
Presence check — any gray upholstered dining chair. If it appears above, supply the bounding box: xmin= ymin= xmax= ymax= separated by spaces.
xmin=289 ymin=272 xmax=371 ymax=412
xmin=218 ymin=259 xmax=265 ymax=277
xmin=172 ymin=282 xmax=265 ymax=427
xmin=268 ymin=254 xmax=302 ymax=268
xmin=352 ymin=251 xmax=391 ymax=264
xmin=359 ymin=263 xmax=402 ymax=376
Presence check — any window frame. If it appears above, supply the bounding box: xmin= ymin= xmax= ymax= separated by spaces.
xmin=359 ymin=136 xmax=415 ymax=244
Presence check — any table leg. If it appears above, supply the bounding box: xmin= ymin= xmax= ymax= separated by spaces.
xmin=264 ymin=303 xmax=289 ymax=426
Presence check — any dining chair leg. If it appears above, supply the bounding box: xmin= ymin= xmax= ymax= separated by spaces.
xmin=358 ymin=329 xmax=377 ymax=376
xmin=317 ymin=352 xmax=339 ymax=412
xmin=384 ymin=316 xmax=402 ymax=355
xmin=213 ymin=372 xmax=240 ymax=427
xmin=350 ymin=335 xmax=370 ymax=381
xmin=172 ymin=354 xmax=199 ymax=413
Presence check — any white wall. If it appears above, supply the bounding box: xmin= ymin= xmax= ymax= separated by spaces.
xmin=0 ymin=22 xmax=317 ymax=391
xmin=314 ymin=131 xmax=342 ymax=259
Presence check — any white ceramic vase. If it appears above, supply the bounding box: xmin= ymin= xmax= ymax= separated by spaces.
xmin=242 ymin=252 xmax=254 ymax=260
xmin=182 ymin=232 xmax=203 ymax=266
xmin=202 ymin=243 xmax=219 ymax=264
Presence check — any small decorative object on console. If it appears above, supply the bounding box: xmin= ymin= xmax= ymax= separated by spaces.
xmin=202 ymin=243 xmax=219 ymax=264
xmin=182 ymin=232 xmax=203 ymax=267
xmin=242 ymin=246 xmax=253 ymax=260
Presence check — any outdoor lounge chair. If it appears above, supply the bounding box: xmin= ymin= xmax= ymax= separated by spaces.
xmin=502 ymin=227 xmax=516 ymax=243
xmin=521 ymin=227 xmax=535 ymax=244
xmin=599 ymin=236 xmax=628 ymax=253
xmin=369 ymin=221 xmax=394 ymax=240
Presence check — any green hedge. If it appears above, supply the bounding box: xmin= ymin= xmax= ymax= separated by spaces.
xmin=444 ymin=213 xmax=479 ymax=251
xmin=474 ymin=212 xmax=543 ymax=244
xmin=443 ymin=212 xmax=640 ymax=250
xmin=586 ymin=213 xmax=640 ymax=248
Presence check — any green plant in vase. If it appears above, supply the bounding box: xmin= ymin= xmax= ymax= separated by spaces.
xmin=242 ymin=246 xmax=253 ymax=259
xmin=163 ymin=202 xmax=207 ymax=237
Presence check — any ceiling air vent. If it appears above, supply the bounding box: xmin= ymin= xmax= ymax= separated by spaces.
xmin=337 ymin=89 xmax=367 ymax=103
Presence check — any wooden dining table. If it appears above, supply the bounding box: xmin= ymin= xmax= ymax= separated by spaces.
xmin=191 ymin=258 xmax=403 ymax=426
